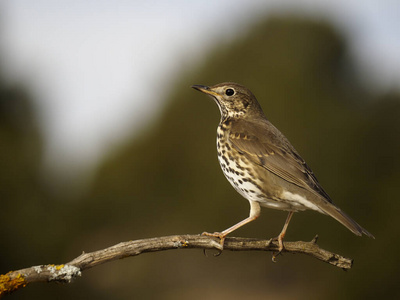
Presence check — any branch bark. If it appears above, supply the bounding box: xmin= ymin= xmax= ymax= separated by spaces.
xmin=0 ymin=234 xmax=353 ymax=297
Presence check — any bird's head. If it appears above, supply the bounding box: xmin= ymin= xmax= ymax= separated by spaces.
xmin=192 ymin=82 xmax=264 ymax=121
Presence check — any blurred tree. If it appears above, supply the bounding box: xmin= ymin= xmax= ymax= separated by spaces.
xmin=0 ymin=70 xmax=104 ymax=298
xmin=0 ymin=76 xmax=46 ymax=266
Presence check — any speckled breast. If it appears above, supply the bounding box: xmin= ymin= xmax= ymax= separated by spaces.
xmin=216 ymin=123 xmax=296 ymax=211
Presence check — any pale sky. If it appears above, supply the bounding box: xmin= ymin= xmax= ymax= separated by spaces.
xmin=0 ymin=0 xmax=399 ymax=179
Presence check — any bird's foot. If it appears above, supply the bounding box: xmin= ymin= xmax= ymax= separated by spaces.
xmin=271 ymin=234 xmax=285 ymax=262
xmin=201 ymin=231 xmax=226 ymax=256
xmin=201 ymin=231 xmax=227 ymax=246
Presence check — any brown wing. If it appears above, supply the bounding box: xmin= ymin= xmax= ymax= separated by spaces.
xmin=228 ymin=119 xmax=333 ymax=203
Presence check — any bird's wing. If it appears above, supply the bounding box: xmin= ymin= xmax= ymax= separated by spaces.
xmin=228 ymin=119 xmax=375 ymax=238
xmin=229 ymin=119 xmax=332 ymax=202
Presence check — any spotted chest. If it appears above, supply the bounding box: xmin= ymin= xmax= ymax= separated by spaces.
xmin=216 ymin=123 xmax=267 ymax=202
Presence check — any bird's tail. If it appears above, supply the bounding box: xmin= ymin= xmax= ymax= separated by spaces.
xmin=320 ymin=202 xmax=375 ymax=239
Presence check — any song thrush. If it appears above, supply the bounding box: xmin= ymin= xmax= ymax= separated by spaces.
xmin=192 ymin=82 xmax=374 ymax=254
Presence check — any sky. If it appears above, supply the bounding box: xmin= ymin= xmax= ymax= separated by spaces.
xmin=0 ymin=0 xmax=399 ymax=180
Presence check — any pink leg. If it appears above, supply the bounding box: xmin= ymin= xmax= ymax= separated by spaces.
xmin=203 ymin=201 xmax=261 ymax=247
xmin=273 ymin=211 xmax=294 ymax=261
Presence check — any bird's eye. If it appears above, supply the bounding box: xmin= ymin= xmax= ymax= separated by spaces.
xmin=225 ymin=88 xmax=235 ymax=96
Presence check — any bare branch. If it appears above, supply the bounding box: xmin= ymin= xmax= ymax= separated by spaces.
xmin=0 ymin=234 xmax=353 ymax=296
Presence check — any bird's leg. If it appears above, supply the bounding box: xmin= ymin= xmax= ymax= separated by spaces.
xmin=202 ymin=201 xmax=261 ymax=251
xmin=272 ymin=211 xmax=294 ymax=261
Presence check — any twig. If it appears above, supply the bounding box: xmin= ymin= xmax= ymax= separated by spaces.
xmin=0 ymin=234 xmax=353 ymax=297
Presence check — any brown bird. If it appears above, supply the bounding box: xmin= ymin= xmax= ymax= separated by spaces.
xmin=192 ymin=82 xmax=374 ymax=254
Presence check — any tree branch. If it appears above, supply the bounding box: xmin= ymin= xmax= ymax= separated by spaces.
xmin=0 ymin=234 xmax=352 ymax=296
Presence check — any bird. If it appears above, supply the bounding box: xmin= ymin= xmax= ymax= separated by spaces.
xmin=192 ymin=82 xmax=374 ymax=255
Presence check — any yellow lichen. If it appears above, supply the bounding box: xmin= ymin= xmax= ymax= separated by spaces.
xmin=0 ymin=272 xmax=27 ymax=296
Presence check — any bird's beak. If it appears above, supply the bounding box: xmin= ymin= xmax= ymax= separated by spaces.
xmin=191 ymin=85 xmax=220 ymax=97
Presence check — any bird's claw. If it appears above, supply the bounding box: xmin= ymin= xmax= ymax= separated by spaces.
xmin=271 ymin=235 xmax=285 ymax=262
xmin=202 ymin=231 xmax=225 ymax=256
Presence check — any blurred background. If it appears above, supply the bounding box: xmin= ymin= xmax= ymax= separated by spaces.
xmin=1 ymin=0 xmax=399 ymax=299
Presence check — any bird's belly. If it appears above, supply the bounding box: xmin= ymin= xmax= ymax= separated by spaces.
xmin=217 ymin=151 xmax=321 ymax=212
xmin=217 ymin=151 xmax=290 ymax=209
xmin=218 ymin=153 xmax=259 ymax=198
